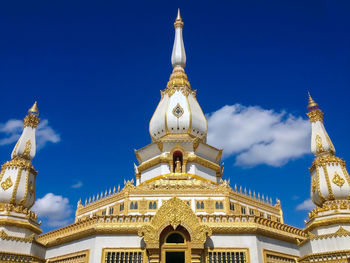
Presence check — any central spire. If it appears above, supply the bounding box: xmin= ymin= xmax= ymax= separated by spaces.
xmin=171 ymin=9 xmax=186 ymax=68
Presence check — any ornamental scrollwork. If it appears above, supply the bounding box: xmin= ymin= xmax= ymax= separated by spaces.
xmin=138 ymin=197 xmax=211 ymax=249
xmin=1 ymin=176 xmax=13 ymax=190
xmin=332 ymin=172 xmax=345 ymax=187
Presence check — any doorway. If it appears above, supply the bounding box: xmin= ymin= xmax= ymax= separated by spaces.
xmin=166 ymin=252 xmax=185 ymax=263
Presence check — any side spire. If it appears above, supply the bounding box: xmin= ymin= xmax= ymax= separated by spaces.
xmin=306 ymin=93 xmax=334 ymax=156
xmin=171 ymin=9 xmax=186 ymax=68
xmin=11 ymin=102 xmax=40 ymax=160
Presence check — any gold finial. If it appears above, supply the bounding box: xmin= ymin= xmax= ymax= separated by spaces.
xmin=28 ymin=101 xmax=39 ymax=115
xmin=174 ymin=8 xmax=184 ymax=28
xmin=307 ymin=92 xmax=318 ymax=111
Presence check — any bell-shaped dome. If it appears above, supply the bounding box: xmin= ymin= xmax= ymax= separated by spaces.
xmin=149 ymin=10 xmax=207 ymax=141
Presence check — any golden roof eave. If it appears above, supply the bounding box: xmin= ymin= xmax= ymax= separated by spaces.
xmin=38 ymin=214 xmax=306 ymax=248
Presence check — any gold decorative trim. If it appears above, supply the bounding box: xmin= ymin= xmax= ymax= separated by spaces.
xmin=19 ymin=169 xmax=30 ymax=206
xmin=138 ymin=197 xmax=212 ymax=249
xmin=101 ymin=248 xmax=145 ymax=263
xmin=172 ymin=103 xmax=184 ymax=118
xmin=10 ymin=168 xmax=22 ymax=204
xmin=332 ymin=172 xmax=345 ymax=187
xmin=0 ymin=230 xmax=35 ymax=243
xmin=1 ymin=159 xmax=37 ymax=175
xmin=0 ymin=218 xmax=42 ymax=234
xmin=23 ymin=114 xmax=40 ymax=128
xmin=306 ymin=109 xmax=323 ymax=123
xmin=1 ymin=177 xmax=13 ymax=191
xmin=300 ymin=226 xmax=350 ymax=246
xmin=262 ymin=249 xmax=298 ymax=263
xmin=322 ymin=165 xmax=334 ymax=200
xmin=47 ymin=249 xmax=89 ymax=263
xmin=299 ymin=249 xmax=350 ymax=262
xmin=305 ymin=216 xmax=350 ymax=232
xmin=0 ymin=251 xmax=45 ymax=263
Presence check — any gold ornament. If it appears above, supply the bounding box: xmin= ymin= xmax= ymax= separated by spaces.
xmin=1 ymin=177 xmax=13 ymax=190
xmin=22 ymin=140 xmax=32 ymax=159
xmin=315 ymin=135 xmax=323 ymax=153
xmin=332 ymin=172 xmax=345 ymax=187
xmin=172 ymin=103 xmax=184 ymax=118
xmin=307 ymin=109 xmax=323 ymax=123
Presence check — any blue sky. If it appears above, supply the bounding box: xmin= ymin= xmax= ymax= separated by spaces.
xmin=0 ymin=1 xmax=350 ymax=232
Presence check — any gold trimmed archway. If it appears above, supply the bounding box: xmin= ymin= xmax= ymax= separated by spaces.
xmin=138 ymin=197 xmax=211 ymax=250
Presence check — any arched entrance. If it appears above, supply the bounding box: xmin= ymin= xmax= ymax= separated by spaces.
xmin=160 ymin=226 xmax=190 ymax=263
xmin=138 ymin=197 xmax=212 ymax=263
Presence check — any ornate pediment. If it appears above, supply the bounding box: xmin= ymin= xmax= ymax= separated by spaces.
xmin=138 ymin=197 xmax=211 ymax=249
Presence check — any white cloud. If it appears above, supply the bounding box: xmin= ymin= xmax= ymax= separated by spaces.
xmin=0 ymin=119 xmax=60 ymax=149
xmin=296 ymin=198 xmax=314 ymax=211
xmin=71 ymin=181 xmax=83 ymax=189
xmin=207 ymin=104 xmax=311 ymax=167
xmin=32 ymin=193 xmax=73 ymax=227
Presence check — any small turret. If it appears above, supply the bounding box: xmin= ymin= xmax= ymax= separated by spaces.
xmin=0 ymin=102 xmax=40 ymax=208
xmin=306 ymin=94 xmax=350 ymax=206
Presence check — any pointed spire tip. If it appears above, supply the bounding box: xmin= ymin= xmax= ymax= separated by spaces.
xmin=307 ymin=92 xmax=318 ymax=111
xmin=28 ymin=101 xmax=39 ymax=115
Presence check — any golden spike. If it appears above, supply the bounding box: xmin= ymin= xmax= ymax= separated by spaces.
xmin=234 ymin=184 xmax=237 ymax=191
xmin=253 ymin=191 xmax=256 ymax=198
xmin=28 ymin=101 xmax=39 ymax=114
xmin=88 ymin=197 xmax=91 ymax=203
xmin=105 ymin=190 xmax=107 ymax=197
xmin=239 ymin=186 xmax=242 ymax=193
xmin=84 ymin=198 xmax=87 ymax=205
xmin=113 ymin=186 xmax=116 ymax=193
xmin=176 ymin=8 xmax=182 ymax=21
xmin=307 ymin=92 xmax=318 ymax=110
xmin=174 ymin=8 xmax=184 ymax=28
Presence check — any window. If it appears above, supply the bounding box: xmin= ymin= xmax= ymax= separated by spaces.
xmin=267 ymin=214 xmax=271 ymax=220
xmin=196 ymin=201 xmax=204 ymax=210
xmin=104 ymin=251 xmax=143 ymax=263
xmin=241 ymin=207 xmax=246 ymax=214
xmin=277 ymin=218 xmax=280 ymax=223
xmin=148 ymin=201 xmax=157 ymax=210
xmin=230 ymin=203 xmax=235 ymax=211
xmin=249 ymin=209 xmax=254 ymax=215
xmin=260 ymin=212 xmax=264 ymax=218
xmin=166 ymin=233 xmax=184 ymax=243
xmin=120 ymin=203 xmax=124 ymax=211
xmin=102 ymin=210 xmax=106 ymax=216
xmin=216 ymin=201 xmax=224 ymax=209
xmin=208 ymin=251 xmax=247 ymax=263
xmin=130 ymin=202 xmax=138 ymax=210
xmin=264 ymin=250 xmax=297 ymax=263
xmin=109 ymin=207 xmax=114 ymax=215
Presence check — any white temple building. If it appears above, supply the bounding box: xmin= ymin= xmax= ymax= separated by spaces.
xmin=0 ymin=10 xmax=350 ymax=263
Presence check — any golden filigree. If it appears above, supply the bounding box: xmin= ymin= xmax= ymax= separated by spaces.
xmin=138 ymin=197 xmax=211 ymax=249
xmin=315 ymin=135 xmax=323 ymax=153
xmin=1 ymin=176 xmax=13 ymax=190
xmin=23 ymin=114 xmax=40 ymax=128
xmin=332 ymin=172 xmax=345 ymax=187
xmin=311 ymin=177 xmax=316 ymax=192
xmin=22 ymin=140 xmax=32 ymax=159
xmin=306 ymin=109 xmax=323 ymax=123
xmin=29 ymin=181 xmax=34 ymax=195
xmin=172 ymin=103 xmax=184 ymax=118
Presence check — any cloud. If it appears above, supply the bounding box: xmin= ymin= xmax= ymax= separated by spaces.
xmin=296 ymin=198 xmax=314 ymax=211
xmin=0 ymin=119 xmax=60 ymax=149
xmin=207 ymin=104 xmax=311 ymax=167
xmin=32 ymin=193 xmax=73 ymax=227
xmin=71 ymin=181 xmax=83 ymax=189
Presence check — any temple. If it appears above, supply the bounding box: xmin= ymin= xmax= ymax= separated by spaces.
xmin=1 ymin=10 xmax=349 ymax=263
